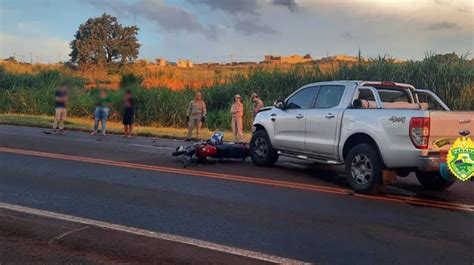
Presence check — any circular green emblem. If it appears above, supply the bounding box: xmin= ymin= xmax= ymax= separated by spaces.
xmin=447 ymin=136 xmax=474 ymax=181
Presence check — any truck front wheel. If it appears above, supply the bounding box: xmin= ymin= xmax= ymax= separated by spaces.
xmin=345 ymin=144 xmax=384 ymax=194
xmin=415 ymin=171 xmax=455 ymax=190
xmin=250 ymin=130 xmax=279 ymax=167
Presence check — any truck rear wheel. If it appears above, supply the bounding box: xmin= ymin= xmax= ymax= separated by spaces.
xmin=250 ymin=130 xmax=278 ymax=167
xmin=415 ymin=171 xmax=455 ymax=190
xmin=345 ymin=144 xmax=384 ymax=194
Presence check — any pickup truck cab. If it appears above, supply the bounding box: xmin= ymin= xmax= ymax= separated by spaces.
xmin=250 ymin=80 xmax=473 ymax=193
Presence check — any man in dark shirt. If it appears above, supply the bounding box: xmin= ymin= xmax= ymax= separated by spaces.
xmin=52 ymin=83 xmax=68 ymax=134
xmin=122 ymin=89 xmax=135 ymax=138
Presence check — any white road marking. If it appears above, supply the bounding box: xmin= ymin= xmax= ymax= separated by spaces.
xmin=0 ymin=202 xmax=308 ymax=264
xmin=49 ymin=225 xmax=90 ymax=243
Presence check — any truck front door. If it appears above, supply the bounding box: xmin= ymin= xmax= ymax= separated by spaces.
xmin=273 ymin=86 xmax=319 ymax=151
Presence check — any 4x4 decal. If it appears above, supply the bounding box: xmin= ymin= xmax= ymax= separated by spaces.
xmin=389 ymin=116 xmax=406 ymax=123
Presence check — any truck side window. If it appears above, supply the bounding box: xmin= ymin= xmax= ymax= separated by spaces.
xmin=315 ymin=85 xmax=345 ymax=108
xmin=286 ymin=86 xmax=318 ymax=109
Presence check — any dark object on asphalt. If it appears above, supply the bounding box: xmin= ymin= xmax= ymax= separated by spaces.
xmin=415 ymin=170 xmax=455 ymax=190
xmin=172 ymin=132 xmax=250 ymax=168
xmin=43 ymin=129 xmax=66 ymax=135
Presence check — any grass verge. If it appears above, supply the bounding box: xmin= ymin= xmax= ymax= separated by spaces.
xmin=0 ymin=113 xmax=252 ymax=141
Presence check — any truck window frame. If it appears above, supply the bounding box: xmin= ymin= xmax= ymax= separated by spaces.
xmin=285 ymin=86 xmax=320 ymax=110
xmin=313 ymin=85 xmax=346 ymax=109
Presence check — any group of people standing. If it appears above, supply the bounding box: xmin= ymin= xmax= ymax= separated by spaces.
xmin=52 ymin=83 xmax=136 ymax=137
xmin=52 ymin=83 xmax=265 ymax=142
xmin=186 ymin=91 xmax=264 ymax=142
xmin=88 ymin=89 xmax=135 ymax=137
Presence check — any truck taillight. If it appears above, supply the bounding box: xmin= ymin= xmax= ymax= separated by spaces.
xmin=409 ymin=117 xmax=430 ymax=149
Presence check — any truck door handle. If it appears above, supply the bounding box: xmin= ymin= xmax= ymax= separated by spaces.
xmin=325 ymin=113 xmax=335 ymax=119
xmin=296 ymin=114 xmax=304 ymax=119
xmin=270 ymin=113 xmax=276 ymax=122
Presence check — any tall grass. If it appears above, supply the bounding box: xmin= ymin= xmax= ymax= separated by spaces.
xmin=334 ymin=53 xmax=473 ymax=110
xmin=0 ymin=53 xmax=472 ymax=131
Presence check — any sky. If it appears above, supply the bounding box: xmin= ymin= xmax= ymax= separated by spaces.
xmin=0 ymin=0 xmax=472 ymax=63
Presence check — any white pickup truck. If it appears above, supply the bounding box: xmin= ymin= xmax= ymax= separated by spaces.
xmin=250 ymin=81 xmax=473 ymax=193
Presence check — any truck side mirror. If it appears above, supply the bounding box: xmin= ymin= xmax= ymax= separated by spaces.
xmin=274 ymin=99 xmax=285 ymax=109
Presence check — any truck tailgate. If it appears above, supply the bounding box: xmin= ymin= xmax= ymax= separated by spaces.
xmin=429 ymin=111 xmax=474 ymax=151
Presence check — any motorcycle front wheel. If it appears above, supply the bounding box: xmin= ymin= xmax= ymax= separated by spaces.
xmin=181 ymin=156 xmax=193 ymax=168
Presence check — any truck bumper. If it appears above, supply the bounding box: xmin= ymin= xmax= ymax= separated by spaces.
xmin=417 ymin=153 xmax=460 ymax=181
xmin=417 ymin=154 xmax=441 ymax=171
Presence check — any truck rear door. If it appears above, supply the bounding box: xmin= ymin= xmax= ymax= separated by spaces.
xmin=305 ymin=85 xmax=346 ymax=158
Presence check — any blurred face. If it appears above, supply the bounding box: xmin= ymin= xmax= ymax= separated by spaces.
xmin=235 ymin=95 xmax=241 ymax=103
xmin=195 ymin=92 xmax=202 ymax=100
xmin=100 ymin=90 xmax=107 ymax=97
xmin=60 ymin=85 xmax=68 ymax=91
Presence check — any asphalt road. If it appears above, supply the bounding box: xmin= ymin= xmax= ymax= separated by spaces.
xmin=0 ymin=125 xmax=473 ymax=264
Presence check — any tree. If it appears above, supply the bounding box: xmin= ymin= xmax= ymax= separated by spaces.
xmin=429 ymin=53 xmax=460 ymax=64
xmin=69 ymin=13 xmax=140 ymax=68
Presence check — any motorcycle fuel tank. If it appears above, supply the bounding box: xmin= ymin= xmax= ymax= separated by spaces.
xmin=197 ymin=144 xmax=218 ymax=157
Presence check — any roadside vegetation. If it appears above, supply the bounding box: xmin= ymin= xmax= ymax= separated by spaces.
xmin=0 ymin=53 xmax=472 ymax=133
xmin=0 ymin=113 xmax=252 ymax=141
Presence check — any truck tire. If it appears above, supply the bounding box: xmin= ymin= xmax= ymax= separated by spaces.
xmin=415 ymin=171 xmax=455 ymax=190
xmin=250 ymin=130 xmax=279 ymax=167
xmin=345 ymin=144 xmax=384 ymax=194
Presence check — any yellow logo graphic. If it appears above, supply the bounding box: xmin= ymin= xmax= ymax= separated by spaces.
xmin=447 ymin=136 xmax=474 ymax=181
